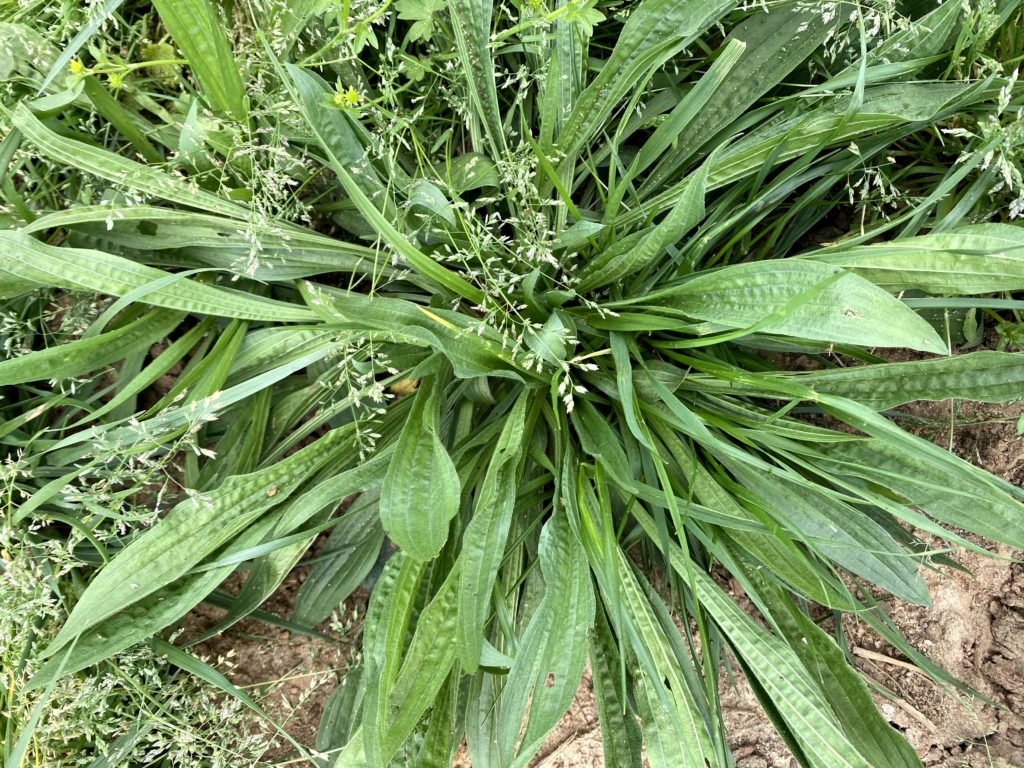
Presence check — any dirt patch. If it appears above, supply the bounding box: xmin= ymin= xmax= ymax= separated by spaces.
xmin=182 ymin=570 xmax=367 ymax=762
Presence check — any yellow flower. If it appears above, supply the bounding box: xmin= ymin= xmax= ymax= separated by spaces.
xmin=108 ymin=72 xmax=124 ymax=89
xmin=334 ymin=85 xmax=362 ymax=107
xmin=69 ymin=59 xmax=86 ymax=75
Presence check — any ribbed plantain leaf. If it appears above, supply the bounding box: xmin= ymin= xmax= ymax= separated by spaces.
xmin=640 ymin=259 xmax=947 ymax=352
xmin=152 ymin=0 xmax=246 ymax=121
xmin=379 ymin=371 xmax=461 ymax=561
xmin=456 ymin=391 xmax=530 ymax=671
xmin=809 ymin=223 xmax=1024 ymax=293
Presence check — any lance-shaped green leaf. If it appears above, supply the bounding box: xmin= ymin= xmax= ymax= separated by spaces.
xmin=556 ymin=0 xmax=734 ymax=162
xmin=796 ymin=350 xmax=1024 ymax=409
xmin=448 ymin=0 xmax=505 ymax=159
xmin=152 ymin=0 xmax=247 ymax=121
xmin=28 ymin=512 xmax=282 ymax=688
xmin=578 ymin=156 xmax=711 ymax=292
xmin=287 ymin=66 xmax=389 ymax=203
xmin=361 ymin=553 xmax=424 ymax=767
xmin=293 ymin=492 xmax=385 ymax=626
xmin=498 ymin=512 xmax=596 ymax=767
xmin=192 ymin=453 xmax=391 ymax=641
xmin=620 ymin=80 xmax=989 ymax=229
xmin=751 ymin=574 xmax=923 ymax=768
xmin=590 ymin=608 xmax=644 ymax=768
xmin=0 ymin=231 xmax=316 ymax=322
xmin=641 ymin=0 xmax=843 ymax=192
xmin=12 ymin=105 xmax=250 ymax=219
xmin=43 ymin=427 xmax=351 ymax=656
xmin=283 ymin=63 xmax=483 ymax=304
xmin=808 ymin=223 xmax=1024 ymax=294
xmin=457 ymin=392 xmax=530 ymax=671
xmin=732 ymin=466 xmax=929 ymax=605
xmin=379 ymin=372 xmax=461 ymax=560
xmin=637 ymin=259 xmax=947 ymax=352
xmin=606 ymin=550 xmax=714 ymax=767
xmin=816 ymin=436 xmax=1024 ymax=549
xmin=0 ymin=308 xmax=182 ymax=386
xmin=381 ymin=561 xmax=461 ymax=760
xmin=632 ymin=508 xmax=875 ymax=768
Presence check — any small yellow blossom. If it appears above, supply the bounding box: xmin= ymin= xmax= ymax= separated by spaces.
xmin=69 ymin=59 xmax=86 ymax=75
xmin=108 ymin=72 xmax=124 ymax=89
xmin=333 ymin=85 xmax=362 ymax=107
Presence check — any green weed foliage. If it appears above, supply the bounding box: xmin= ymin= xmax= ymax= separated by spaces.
xmin=2 ymin=0 xmax=1024 ymax=765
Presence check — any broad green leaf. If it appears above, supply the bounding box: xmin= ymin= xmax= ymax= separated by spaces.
xmin=626 ymin=38 xmax=744 ymax=185
xmin=622 ymin=81 xmax=991 ymax=229
xmin=293 ymin=492 xmax=385 ymax=626
xmin=538 ymin=0 xmax=584 ymax=145
xmin=286 ymin=67 xmax=388 ymax=202
xmin=12 ymin=105 xmax=250 ymax=219
xmin=498 ymin=512 xmax=596 ymax=767
xmin=797 ymin=351 xmax=1024 ymax=409
xmin=300 ymin=285 xmax=527 ymax=380
xmin=809 ymin=224 xmax=1024 ymax=294
xmin=0 ymin=231 xmax=316 ymax=322
xmin=380 ymin=373 xmax=461 ymax=560
xmin=0 ymin=308 xmax=182 ymax=386
xmin=43 ymin=427 xmax=351 ymax=656
xmin=822 ymin=0 xmax=961 ymax=89
xmin=638 ymin=260 xmax=947 ymax=352
xmin=647 ymin=420 xmax=855 ymax=610
xmin=28 ymin=512 xmax=282 ymax=688
xmin=0 ymin=276 xmax=41 ymax=299
xmin=457 ymin=392 xmax=530 ymax=671
xmin=318 ymin=665 xmax=365 ymax=756
xmin=152 ymin=0 xmax=247 ymax=121
xmin=23 ymin=205 xmax=381 ymax=280
xmin=605 ymin=550 xmax=713 ymax=767
xmin=411 ymin=673 xmax=462 ymax=768
xmin=191 ymin=454 xmax=390 ymax=641
xmin=81 ymin=76 xmax=163 ymax=163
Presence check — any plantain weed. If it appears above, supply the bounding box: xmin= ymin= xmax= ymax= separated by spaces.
xmin=2 ymin=0 xmax=1024 ymax=766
